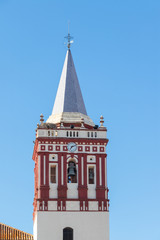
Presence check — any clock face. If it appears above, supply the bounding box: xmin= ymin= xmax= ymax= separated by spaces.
xmin=67 ymin=142 xmax=77 ymax=153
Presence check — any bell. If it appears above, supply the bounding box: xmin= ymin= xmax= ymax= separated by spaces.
xmin=68 ymin=163 xmax=76 ymax=176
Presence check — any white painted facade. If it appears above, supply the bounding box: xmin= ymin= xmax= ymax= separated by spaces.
xmin=34 ymin=211 xmax=109 ymax=240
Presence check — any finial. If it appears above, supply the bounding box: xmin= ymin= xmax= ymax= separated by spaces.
xmin=60 ymin=117 xmax=64 ymax=128
xmin=40 ymin=114 xmax=44 ymax=125
xmin=100 ymin=115 xmax=104 ymax=128
xmin=64 ymin=22 xmax=74 ymax=49
xmin=80 ymin=117 xmax=85 ymax=128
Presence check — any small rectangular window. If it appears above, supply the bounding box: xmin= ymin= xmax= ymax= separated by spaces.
xmin=88 ymin=167 xmax=94 ymax=184
xmin=50 ymin=166 xmax=56 ymax=183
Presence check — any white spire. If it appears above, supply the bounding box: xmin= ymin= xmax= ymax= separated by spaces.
xmin=52 ymin=49 xmax=87 ymax=115
xmin=47 ymin=49 xmax=94 ymax=126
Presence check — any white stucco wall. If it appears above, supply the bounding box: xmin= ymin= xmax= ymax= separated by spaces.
xmin=48 ymin=201 xmax=57 ymax=211
xmin=33 ymin=214 xmax=37 ymax=240
xmin=66 ymin=201 xmax=79 ymax=211
xmin=67 ymin=183 xmax=78 ymax=198
xmin=49 ymin=184 xmax=58 ymax=198
xmin=88 ymin=184 xmax=96 ymax=199
xmin=88 ymin=201 xmax=98 ymax=211
xmin=34 ymin=211 xmax=109 ymax=240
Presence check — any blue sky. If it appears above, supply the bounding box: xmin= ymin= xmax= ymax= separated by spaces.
xmin=0 ymin=0 xmax=160 ymax=239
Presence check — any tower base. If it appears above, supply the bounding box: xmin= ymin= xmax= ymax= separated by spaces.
xmin=34 ymin=211 xmax=109 ymax=240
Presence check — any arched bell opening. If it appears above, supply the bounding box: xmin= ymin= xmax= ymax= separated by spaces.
xmin=67 ymin=161 xmax=77 ymax=183
xmin=63 ymin=227 xmax=73 ymax=240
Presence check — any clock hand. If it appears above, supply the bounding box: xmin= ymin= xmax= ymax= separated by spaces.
xmin=70 ymin=144 xmax=76 ymax=149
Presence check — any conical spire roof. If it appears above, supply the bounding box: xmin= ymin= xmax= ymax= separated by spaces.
xmin=47 ymin=49 xmax=94 ymax=126
xmin=52 ymin=49 xmax=87 ymax=115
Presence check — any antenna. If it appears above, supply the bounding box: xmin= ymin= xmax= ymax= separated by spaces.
xmin=64 ymin=21 xmax=74 ymax=49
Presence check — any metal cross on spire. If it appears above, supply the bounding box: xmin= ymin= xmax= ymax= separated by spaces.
xmin=64 ymin=22 xmax=74 ymax=49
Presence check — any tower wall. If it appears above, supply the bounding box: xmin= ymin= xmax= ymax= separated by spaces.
xmin=32 ymin=49 xmax=110 ymax=240
xmin=34 ymin=211 xmax=109 ymax=240
xmin=33 ymin=127 xmax=109 ymax=240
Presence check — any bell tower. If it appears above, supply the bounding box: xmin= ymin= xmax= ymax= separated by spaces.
xmin=32 ymin=35 xmax=109 ymax=240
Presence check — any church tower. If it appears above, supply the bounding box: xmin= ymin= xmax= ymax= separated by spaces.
xmin=32 ymin=35 xmax=109 ymax=240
